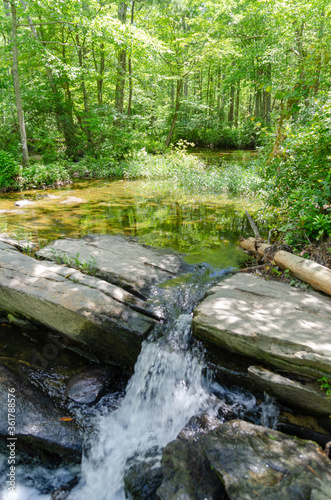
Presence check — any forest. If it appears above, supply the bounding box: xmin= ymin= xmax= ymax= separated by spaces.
xmin=0 ymin=0 xmax=331 ymax=248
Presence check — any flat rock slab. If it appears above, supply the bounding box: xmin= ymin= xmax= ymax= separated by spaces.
xmin=0 ymin=365 xmax=82 ymax=461
xmin=0 ymin=241 xmax=156 ymax=366
xmin=157 ymin=419 xmax=331 ymax=500
xmin=37 ymin=234 xmax=192 ymax=298
xmin=193 ymin=274 xmax=331 ymax=379
xmin=248 ymin=366 xmax=331 ymax=416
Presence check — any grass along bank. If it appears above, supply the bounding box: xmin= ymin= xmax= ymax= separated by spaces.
xmin=0 ymin=146 xmax=265 ymax=198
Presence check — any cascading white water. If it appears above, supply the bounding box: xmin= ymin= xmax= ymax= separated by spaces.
xmin=69 ymin=314 xmax=218 ymax=500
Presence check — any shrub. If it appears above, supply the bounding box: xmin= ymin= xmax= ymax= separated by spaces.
xmin=17 ymin=162 xmax=70 ymax=189
xmin=0 ymin=150 xmax=20 ymax=190
xmin=256 ymin=94 xmax=331 ymax=245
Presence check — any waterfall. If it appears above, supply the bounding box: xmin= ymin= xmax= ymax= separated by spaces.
xmin=70 ymin=314 xmax=217 ymax=500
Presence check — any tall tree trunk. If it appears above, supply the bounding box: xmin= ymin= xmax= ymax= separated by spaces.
xmin=165 ymin=79 xmax=182 ymax=148
xmin=98 ymin=43 xmax=105 ymax=106
xmin=265 ymin=64 xmax=271 ymax=126
xmin=9 ymin=1 xmax=28 ymax=164
xmin=228 ymin=84 xmax=235 ymax=127
xmin=76 ymin=34 xmax=93 ymax=152
xmin=115 ymin=1 xmax=128 ymax=120
xmin=216 ymin=69 xmax=221 ymax=114
xmin=92 ymin=41 xmax=105 ymax=106
xmin=127 ymin=0 xmax=135 ymax=116
xmin=235 ymin=81 xmax=240 ymax=128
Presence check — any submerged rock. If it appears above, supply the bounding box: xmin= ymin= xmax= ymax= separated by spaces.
xmin=0 ymin=365 xmax=82 ymax=461
xmin=157 ymin=419 xmax=331 ymax=500
xmin=37 ymin=234 xmax=192 ymax=299
xmin=193 ymin=274 xmax=331 ymax=379
xmin=0 ymin=240 xmax=156 ymax=367
xmin=59 ymin=197 xmax=85 ymax=204
xmin=65 ymin=368 xmax=114 ymax=404
xmin=14 ymin=199 xmax=35 ymax=207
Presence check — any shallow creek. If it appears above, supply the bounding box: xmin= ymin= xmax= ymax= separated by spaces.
xmin=0 ymin=170 xmax=281 ymax=499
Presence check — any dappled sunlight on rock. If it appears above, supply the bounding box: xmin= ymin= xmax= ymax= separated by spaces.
xmin=193 ymin=274 xmax=331 ymax=379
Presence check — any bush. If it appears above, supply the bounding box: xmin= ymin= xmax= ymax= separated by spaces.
xmin=17 ymin=162 xmax=70 ymax=189
xmin=256 ymin=95 xmax=331 ymax=245
xmin=123 ymin=143 xmax=264 ymax=197
xmin=0 ymin=150 xmax=20 ymax=190
xmin=68 ymin=156 xmax=125 ymax=180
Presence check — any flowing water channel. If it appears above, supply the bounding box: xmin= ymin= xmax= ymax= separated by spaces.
xmin=0 ymin=155 xmax=281 ymax=500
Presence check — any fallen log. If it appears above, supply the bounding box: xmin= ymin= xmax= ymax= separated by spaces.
xmin=239 ymin=238 xmax=331 ymax=297
xmin=245 ymin=210 xmax=260 ymax=239
xmin=274 ymin=250 xmax=331 ymax=296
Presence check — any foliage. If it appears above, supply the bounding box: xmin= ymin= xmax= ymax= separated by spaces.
xmin=17 ymin=162 xmax=70 ymax=190
xmin=0 ymin=150 xmax=20 ymax=190
xmin=124 ymin=145 xmax=264 ymax=197
xmin=1 ymin=0 xmax=331 ymax=246
xmin=256 ymin=96 xmax=331 ymax=245
xmin=318 ymin=377 xmax=331 ymax=397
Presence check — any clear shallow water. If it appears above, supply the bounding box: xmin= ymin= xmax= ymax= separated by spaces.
xmin=0 ymin=177 xmax=260 ymax=269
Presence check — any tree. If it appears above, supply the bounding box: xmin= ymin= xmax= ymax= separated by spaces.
xmin=6 ymin=0 xmax=28 ymax=163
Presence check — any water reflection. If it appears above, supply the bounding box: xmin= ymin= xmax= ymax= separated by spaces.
xmin=0 ymin=178 xmax=260 ymax=268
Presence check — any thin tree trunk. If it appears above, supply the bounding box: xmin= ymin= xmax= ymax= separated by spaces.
xmin=127 ymin=0 xmax=135 ymax=116
xmin=98 ymin=43 xmax=105 ymax=106
xmin=76 ymin=34 xmax=93 ymax=152
xmin=115 ymin=1 xmax=128 ymax=120
xmin=235 ymin=81 xmax=240 ymax=128
xmin=9 ymin=1 xmax=29 ymax=164
xmin=165 ymin=79 xmax=182 ymax=148
xmin=228 ymin=84 xmax=235 ymax=127
xmin=216 ymin=69 xmax=221 ymax=114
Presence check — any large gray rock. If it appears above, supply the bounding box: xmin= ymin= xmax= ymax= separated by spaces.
xmin=37 ymin=234 xmax=191 ymax=298
xmin=193 ymin=274 xmax=331 ymax=379
xmin=248 ymin=366 xmax=331 ymax=416
xmin=157 ymin=419 xmax=331 ymax=500
xmin=0 ymin=365 xmax=82 ymax=461
xmin=0 ymin=241 xmax=156 ymax=366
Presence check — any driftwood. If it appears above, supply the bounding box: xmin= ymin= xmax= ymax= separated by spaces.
xmin=240 ymin=238 xmax=331 ymax=297
xmin=245 ymin=210 xmax=260 ymax=239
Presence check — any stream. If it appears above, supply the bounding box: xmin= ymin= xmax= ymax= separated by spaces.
xmin=0 ymin=152 xmax=281 ymax=499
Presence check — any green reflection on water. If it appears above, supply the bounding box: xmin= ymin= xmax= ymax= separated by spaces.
xmin=0 ymin=176 xmax=260 ymax=269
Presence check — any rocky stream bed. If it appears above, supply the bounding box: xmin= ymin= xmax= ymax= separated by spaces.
xmin=0 ymin=233 xmax=330 ymax=499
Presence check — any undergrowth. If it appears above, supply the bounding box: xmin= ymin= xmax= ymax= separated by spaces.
xmin=123 ymin=144 xmax=264 ymax=197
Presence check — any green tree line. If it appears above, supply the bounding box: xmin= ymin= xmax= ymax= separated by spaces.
xmin=1 ymin=0 xmax=330 ymax=159
xmin=0 ymin=0 xmax=330 ymax=245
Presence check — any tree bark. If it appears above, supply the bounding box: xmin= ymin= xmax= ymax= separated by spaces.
xmin=235 ymin=81 xmax=240 ymax=128
xmin=75 ymin=33 xmax=93 ymax=152
xmin=239 ymin=238 xmax=331 ymax=297
xmin=9 ymin=1 xmax=29 ymax=164
xmin=114 ymin=1 xmax=128 ymax=120
xmin=127 ymin=0 xmax=135 ymax=116
xmin=165 ymin=78 xmax=182 ymax=148
xmin=228 ymin=84 xmax=235 ymax=127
